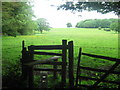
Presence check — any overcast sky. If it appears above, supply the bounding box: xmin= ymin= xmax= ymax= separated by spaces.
xmin=32 ymin=0 xmax=118 ymax=28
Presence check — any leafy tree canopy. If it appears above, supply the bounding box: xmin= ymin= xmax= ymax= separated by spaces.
xmin=36 ymin=18 xmax=50 ymax=33
xmin=57 ymin=2 xmax=120 ymax=15
xmin=66 ymin=22 xmax=72 ymax=28
xmin=76 ymin=19 xmax=117 ymax=28
xmin=2 ymin=2 xmax=36 ymax=36
xmin=110 ymin=20 xmax=119 ymax=32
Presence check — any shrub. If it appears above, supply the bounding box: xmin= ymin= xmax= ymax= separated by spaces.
xmin=98 ymin=27 xmax=102 ymax=30
xmin=2 ymin=61 xmax=27 ymax=88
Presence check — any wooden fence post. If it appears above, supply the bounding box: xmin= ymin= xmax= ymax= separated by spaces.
xmin=53 ymin=59 xmax=58 ymax=79
xmin=68 ymin=41 xmax=74 ymax=88
xmin=62 ymin=40 xmax=67 ymax=87
xmin=76 ymin=48 xmax=82 ymax=87
xmin=28 ymin=46 xmax=34 ymax=88
xmin=21 ymin=40 xmax=29 ymax=87
xmin=21 ymin=40 xmax=27 ymax=78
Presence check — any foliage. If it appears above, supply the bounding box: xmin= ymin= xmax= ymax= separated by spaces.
xmin=57 ymin=2 xmax=120 ymax=15
xmin=2 ymin=61 xmax=27 ymax=88
xmin=36 ymin=18 xmax=50 ymax=33
xmin=76 ymin=19 xmax=117 ymax=28
xmin=110 ymin=21 xmax=119 ymax=32
xmin=98 ymin=27 xmax=102 ymax=30
xmin=66 ymin=22 xmax=72 ymax=28
xmin=2 ymin=2 xmax=36 ymax=36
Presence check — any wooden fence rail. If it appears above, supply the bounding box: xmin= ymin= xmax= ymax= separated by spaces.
xmin=76 ymin=48 xmax=120 ymax=88
xmin=21 ymin=40 xmax=120 ymax=88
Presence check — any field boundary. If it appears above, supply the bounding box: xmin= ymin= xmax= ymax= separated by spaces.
xmin=75 ymin=48 xmax=120 ymax=88
xmin=21 ymin=40 xmax=74 ymax=88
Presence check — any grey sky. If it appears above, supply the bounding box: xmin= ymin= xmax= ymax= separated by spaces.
xmin=32 ymin=0 xmax=118 ymax=28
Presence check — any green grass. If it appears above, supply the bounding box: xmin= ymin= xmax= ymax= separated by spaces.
xmin=2 ymin=28 xmax=119 ymax=88
xmin=2 ymin=28 xmax=118 ymax=62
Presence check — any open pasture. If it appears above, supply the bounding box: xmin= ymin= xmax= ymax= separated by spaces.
xmin=2 ymin=28 xmax=118 ymax=63
xmin=2 ymin=28 xmax=119 ymax=88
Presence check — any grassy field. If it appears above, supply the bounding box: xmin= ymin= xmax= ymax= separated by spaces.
xmin=2 ymin=28 xmax=118 ymax=61
xmin=2 ymin=28 xmax=119 ymax=88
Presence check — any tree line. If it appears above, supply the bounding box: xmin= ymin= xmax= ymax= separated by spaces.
xmin=2 ymin=2 xmax=119 ymax=37
xmin=66 ymin=19 xmax=119 ymax=32
xmin=2 ymin=2 xmax=50 ymax=37
xmin=59 ymin=1 xmax=119 ymax=33
xmin=75 ymin=19 xmax=119 ymax=32
xmin=76 ymin=19 xmax=118 ymax=28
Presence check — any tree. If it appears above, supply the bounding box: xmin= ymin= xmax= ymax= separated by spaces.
xmin=75 ymin=19 xmax=118 ymax=28
xmin=66 ymin=22 xmax=72 ymax=28
xmin=110 ymin=22 xmax=119 ymax=32
xmin=2 ymin=2 xmax=36 ymax=36
xmin=36 ymin=18 xmax=50 ymax=33
xmin=57 ymin=2 xmax=120 ymax=15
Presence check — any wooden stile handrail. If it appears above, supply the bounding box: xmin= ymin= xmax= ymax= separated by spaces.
xmin=29 ymin=45 xmax=68 ymax=50
xmin=24 ymin=56 xmax=61 ymax=66
xmin=34 ymin=51 xmax=62 ymax=56
xmin=34 ymin=68 xmax=62 ymax=72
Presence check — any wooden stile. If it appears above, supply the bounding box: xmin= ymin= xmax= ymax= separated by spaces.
xmin=21 ymin=40 xmax=73 ymax=88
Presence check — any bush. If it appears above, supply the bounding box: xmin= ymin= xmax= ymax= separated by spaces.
xmin=2 ymin=61 xmax=27 ymax=88
xmin=104 ymin=28 xmax=111 ymax=31
xmin=98 ymin=27 xmax=102 ymax=30
xmin=110 ymin=22 xmax=119 ymax=32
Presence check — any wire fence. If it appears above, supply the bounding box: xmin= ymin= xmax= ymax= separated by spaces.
xmin=74 ymin=46 xmax=119 ymax=50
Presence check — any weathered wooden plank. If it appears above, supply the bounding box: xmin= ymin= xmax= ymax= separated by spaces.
xmin=34 ymin=68 xmax=62 ymax=72
xmin=68 ymin=41 xmax=74 ymax=88
xmin=79 ymin=76 xmax=120 ymax=85
xmin=31 ymin=45 xmax=67 ymax=50
xmin=92 ymin=62 xmax=120 ymax=87
xmin=79 ymin=66 xmax=120 ymax=74
xmin=24 ymin=56 xmax=61 ymax=66
xmin=28 ymin=46 xmax=34 ymax=88
xmin=62 ymin=40 xmax=67 ymax=87
xmin=78 ymin=84 xmax=102 ymax=88
xmin=21 ymin=40 xmax=30 ymax=82
xmin=76 ymin=48 xmax=82 ymax=86
xmin=82 ymin=53 xmax=120 ymax=62
xmin=53 ymin=59 xmax=58 ymax=79
xmin=36 ymin=61 xmax=63 ymax=65
xmin=22 ymin=40 xmax=25 ymax=49
xmin=34 ymin=51 xmax=62 ymax=56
